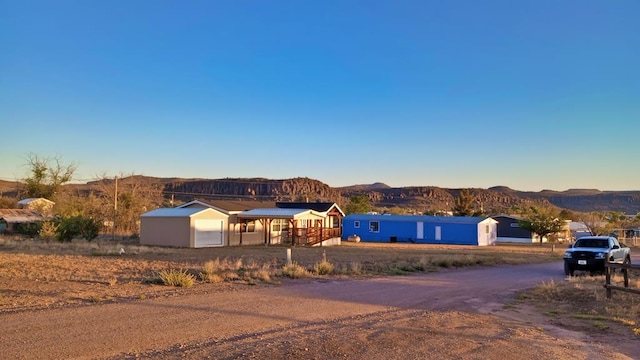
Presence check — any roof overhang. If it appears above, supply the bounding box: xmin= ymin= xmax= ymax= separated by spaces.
xmin=238 ymin=208 xmax=326 ymax=220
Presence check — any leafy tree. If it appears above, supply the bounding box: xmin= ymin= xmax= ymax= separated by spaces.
xmin=56 ymin=216 xmax=101 ymax=242
xmin=558 ymin=209 xmax=575 ymax=221
xmin=21 ymin=153 xmax=76 ymax=199
xmin=344 ymin=195 xmax=372 ymax=215
xmin=452 ymin=189 xmax=483 ymax=217
xmin=518 ymin=206 xmax=565 ymax=244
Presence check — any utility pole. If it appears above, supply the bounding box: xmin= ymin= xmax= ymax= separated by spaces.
xmin=113 ymin=176 xmax=118 ymax=241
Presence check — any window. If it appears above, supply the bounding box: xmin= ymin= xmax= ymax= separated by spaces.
xmin=354 ymin=221 xmax=360 ymax=228
xmin=272 ymin=219 xmax=289 ymax=232
xmin=435 ymin=226 xmax=441 ymax=241
xmin=369 ymin=221 xmax=379 ymax=232
xmin=486 ymin=225 xmax=490 ymax=234
xmin=236 ymin=221 xmax=257 ymax=234
xmin=510 ymin=223 xmax=520 ymax=228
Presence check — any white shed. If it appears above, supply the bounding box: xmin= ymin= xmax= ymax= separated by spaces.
xmin=140 ymin=207 xmax=228 ymax=248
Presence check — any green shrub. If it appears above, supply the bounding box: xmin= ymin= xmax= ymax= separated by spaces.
xmin=57 ymin=216 xmax=101 ymax=242
xmin=17 ymin=222 xmax=43 ymax=237
xmin=157 ymin=268 xmax=195 ymax=287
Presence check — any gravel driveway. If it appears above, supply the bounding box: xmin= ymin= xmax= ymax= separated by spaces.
xmin=1 ymin=261 xmax=636 ymax=359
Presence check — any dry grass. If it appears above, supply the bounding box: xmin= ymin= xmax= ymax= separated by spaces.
xmin=0 ymin=235 xmax=563 ymax=312
xmin=521 ymin=273 xmax=640 ymax=336
xmin=157 ymin=269 xmax=195 ymax=288
xmin=313 ymin=260 xmax=335 ymax=275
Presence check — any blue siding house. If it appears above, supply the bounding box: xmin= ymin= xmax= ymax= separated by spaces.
xmin=343 ymin=214 xmax=497 ymax=246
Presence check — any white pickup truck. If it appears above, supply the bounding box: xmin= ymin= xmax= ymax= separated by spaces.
xmin=563 ymin=236 xmax=631 ymax=276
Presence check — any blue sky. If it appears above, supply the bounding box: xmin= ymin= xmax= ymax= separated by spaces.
xmin=1 ymin=1 xmax=638 ymax=191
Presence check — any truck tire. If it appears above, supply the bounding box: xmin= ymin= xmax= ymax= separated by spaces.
xmin=564 ymin=262 xmax=574 ymax=276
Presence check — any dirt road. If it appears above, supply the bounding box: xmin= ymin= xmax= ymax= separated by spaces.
xmin=1 ymin=261 xmax=636 ymax=359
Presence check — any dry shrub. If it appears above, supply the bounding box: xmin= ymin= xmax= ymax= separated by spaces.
xmin=350 ymin=261 xmax=363 ymax=274
xmin=313 ymin=260 xmax=334 ymax=275
xmin=107 ymin=277 xmax=118 ymax=286
xmin=38 ymin=221 xmax=58 ymax=242
xmin=200 ymin=273 xmax=224 ymax=283
xmin=282 ymin=263 xmax=309 ymax=279
xmin=157 ymin=269 xmax=195 ymax=287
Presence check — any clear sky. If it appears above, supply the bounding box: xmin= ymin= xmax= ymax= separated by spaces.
xmin=1 ymin=1 xmax=638 ymax=191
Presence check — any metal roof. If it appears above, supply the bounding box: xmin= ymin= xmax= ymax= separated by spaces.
xmin=238 ymin=208 xmax=325 ymax=219
xmin=141 ymin=207 xmax=214 ymax=217
xmin=0 ymin=209 xmax=46 ymax=223
xmin=177 ymin=200 xmax=277 ymax=213
xmin=276 ymin=202 xmax=345 ymax=216
xmin=344 ymin=214 xmax=491 ymax=224
xmin=17 ymin=198 xmax=54 ymax=205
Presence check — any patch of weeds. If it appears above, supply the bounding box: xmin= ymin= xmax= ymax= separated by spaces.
xmin=107 ymin=277 xmax=118 ymax=286
xmin=544 ymin=310 xmax=561 ymax=317
xmin=593 ymin=321 xmax=609 ymax=331
xmin=138 ymin=294 xmax=147 ymax=300
xmin=254 ymin=269 xmax=272 ymax=283
xmin=313 ymin=260 xmax=335 ymax=275
xmin=349 ymin=261 xmax=362 ymax=275
xmin=388 ymin=268 xmax=408 ymax=275
xmin=516 ymin=293 xmax=530 ymax=300
xmin=222 ymin=271 xmax=240 ymax=281
xmin=633 ymin=328 xmax=640 ymax=336
xmin=157 ymin=268 xmax=195 ymax=288
xmin=571 ymin=314 xmax=608 ymax=321
xmin=200 ymin=272 xmax=224 ymax=283
xmin=89 ymin=296 xmax=103 ymax=303
xmin=613 ymin=317 xmax=637 ymax=327
xmin=282 ymin=262 xmax=309 ymax=279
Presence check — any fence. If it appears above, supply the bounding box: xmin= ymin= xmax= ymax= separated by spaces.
xmin=604 ymin=257 xmax=640 ymax=299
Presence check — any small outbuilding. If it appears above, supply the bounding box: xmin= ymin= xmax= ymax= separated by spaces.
xmin=492 ymin=215 xmax=538 ymax=243
xmin=0 ymin=209 xmax=46 ymax=233
xmin=17 ymin=198 xmax=55 ymax=217
xmin=343 ymin=214 xmax=497 ymax=246
xmin=140 ymin=207 xmax=228 ymax=248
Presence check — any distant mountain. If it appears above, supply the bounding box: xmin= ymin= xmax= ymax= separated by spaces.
xmin=3 ymin=176 xmax=640 ymax=214
xmin=337 ymin=182 xmax=391 ymax=192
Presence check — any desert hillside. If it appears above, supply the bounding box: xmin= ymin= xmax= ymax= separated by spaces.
xmin=2 ymin=177 xmax=639 ymax=214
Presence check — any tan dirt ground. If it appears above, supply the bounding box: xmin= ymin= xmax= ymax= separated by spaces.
xmin=0 ymin=237 xmax=638 ymax=359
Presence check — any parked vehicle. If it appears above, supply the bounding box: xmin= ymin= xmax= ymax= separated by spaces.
xmin=563 ymin=236 xmax=631 ymax=276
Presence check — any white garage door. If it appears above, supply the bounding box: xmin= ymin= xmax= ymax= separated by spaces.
xmin=194 ymin=219 xmax=224 ymax=247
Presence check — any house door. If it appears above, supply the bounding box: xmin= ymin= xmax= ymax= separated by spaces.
xmin=194 ymin=219 xmax=224 ymax=247
xmin=270 ymin=219 xmax=288 ymax=244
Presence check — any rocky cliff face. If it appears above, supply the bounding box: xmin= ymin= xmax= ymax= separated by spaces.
xmin=6 ymin=177 xmax=637 ymax=214
xmin=161 ymin=178 xmax=640 ymax=214
xmin=164 ymin=177 xmax=341 ymax=202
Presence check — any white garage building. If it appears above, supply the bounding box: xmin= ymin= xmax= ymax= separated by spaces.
xmin=140 ymin=207 xmax=227 ymax=248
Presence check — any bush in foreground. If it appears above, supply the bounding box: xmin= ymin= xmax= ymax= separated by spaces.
xmin=282 ymin=262 xmax=309 ymax=279
xmin=158 ymin=268 xmax=195 ymax=287
xmin=313 ymin=260 xmax=335 ymax=275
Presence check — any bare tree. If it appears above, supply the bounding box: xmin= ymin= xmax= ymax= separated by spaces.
xmin=95 ymin=174 xmax=164 ymax=236
xmin=578 ymin=212 xmax=613 ymax=236
xmin=22 ymin=153 xmax=77 ymax=199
